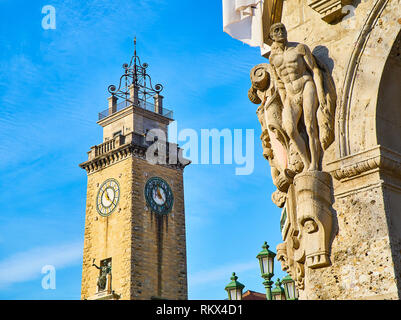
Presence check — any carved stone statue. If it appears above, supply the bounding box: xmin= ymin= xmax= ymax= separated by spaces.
xmin=248 ymin=22 xmax=337 ymax=291
xmin=92 ymin=259 xmax=112 ymax=292
xmin=268 ymin=22 xmax=336 ymax=171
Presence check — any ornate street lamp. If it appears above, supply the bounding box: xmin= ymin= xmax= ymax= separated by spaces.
xmin=282 ymin=275 xmax=298 ymax=300
xmin=256 ymin=241 xmax=276 ymax=300
xmin=271 ymin=278 xmax=286 ymax=300
xmin=224 ymin=272 xmax=245 ymax=300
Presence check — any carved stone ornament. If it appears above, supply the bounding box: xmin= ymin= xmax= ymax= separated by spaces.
xmin=249 ymin=23 xmax=336 ymax=290
xmin=307 ymin=0 xmax=353 ymax=24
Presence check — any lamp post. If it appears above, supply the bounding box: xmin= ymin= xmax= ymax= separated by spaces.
xmin=256 ymin=241 xmax=276 ymax=300
xmin=271 ymin=278 xmax=286 ymax=300
xmin=282 ymin=275 xmax=298 ymax=300
xmin=224 ymin=272 xmax=245 ymax=300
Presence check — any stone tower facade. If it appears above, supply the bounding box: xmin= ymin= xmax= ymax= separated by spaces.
xmin=79 ymin=47 xmax=189 ymax=300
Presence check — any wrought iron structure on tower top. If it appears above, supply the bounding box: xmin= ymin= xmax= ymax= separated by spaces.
xmin=108 ymin=37 xmax=164 ymax=103
xmin=98 ymin=38 xmax=173 ymax=121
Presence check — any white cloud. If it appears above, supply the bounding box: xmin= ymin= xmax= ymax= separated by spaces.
xmin=0 ymin=241 xmax=83 ymax=288
xmin=188 ymin=260 xmax=258 ymax=287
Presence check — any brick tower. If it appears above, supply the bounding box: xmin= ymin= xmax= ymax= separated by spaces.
xmin=79 ymin=41 xmax=189 ymax=300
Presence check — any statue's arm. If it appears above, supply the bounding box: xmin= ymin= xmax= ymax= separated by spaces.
xmin=301 ymin=45 xmax=326 ymax=106
xmin=92 ymin=259 xmax=101 ymax=270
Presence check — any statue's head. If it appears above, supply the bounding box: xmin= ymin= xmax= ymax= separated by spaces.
xmin=270 ymin=22 xmax=287 ymax=43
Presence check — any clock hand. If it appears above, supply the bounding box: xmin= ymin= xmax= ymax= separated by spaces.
xmin=104 ymin=189 xmax=111 ymax=201
xmin=156 ymin=187 xmax=163 ymax=199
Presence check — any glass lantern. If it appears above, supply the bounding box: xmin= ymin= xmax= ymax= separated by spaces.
xmin=282 ymin=275 xmax=298 ymax=300
xmin=224 ymin=272 xmax=245 ymax=300
xmin=271 ymin=279 xmax=286 ymax=300
xmin=256 ymin=241 xmax=276 ymax=278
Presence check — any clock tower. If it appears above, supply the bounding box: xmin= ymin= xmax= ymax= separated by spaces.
xmin=79 ymin=42 xmax=189 ymax=300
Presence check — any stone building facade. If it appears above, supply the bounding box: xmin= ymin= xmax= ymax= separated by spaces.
xmin=246 ymin=0 xmax=401 ymax=299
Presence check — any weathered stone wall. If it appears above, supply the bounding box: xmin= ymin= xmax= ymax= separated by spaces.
xmin=100 ymin=107 xmax=169 ymax=142
xmin=305 ymin=179 xmax=398 ymax=299
xmin=278 ymin=0 xmax=401 ymax=299
xmin=81 ymin=155 xmax=187 ymax=300
xmin=81 ymin=159 xmax=133 ymax=300
xmin=130 ymin=157 xmax=187 ymax=300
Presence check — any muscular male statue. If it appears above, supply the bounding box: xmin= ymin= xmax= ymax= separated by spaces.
xmin=269 ymin=23 xmax=327 ymax=171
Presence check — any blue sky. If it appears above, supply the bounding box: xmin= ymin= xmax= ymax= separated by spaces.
xmin=0 ymin=0 xmax=287 ymax=299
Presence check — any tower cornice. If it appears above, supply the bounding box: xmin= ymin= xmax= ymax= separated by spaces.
xmin=79 ymin=132 xmax=189 ymax=175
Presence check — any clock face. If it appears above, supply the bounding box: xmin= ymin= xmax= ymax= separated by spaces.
xmin=144 ymin=177 xmax=173 ymax=215
xmin=96 ymin=179 xmax=120 ymax=217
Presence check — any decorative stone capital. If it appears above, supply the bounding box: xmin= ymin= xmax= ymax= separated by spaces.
xmin=307 ymin=0 xmax=353 ymax=23
xmin=327 ymin=145 xmax=401 ymax=182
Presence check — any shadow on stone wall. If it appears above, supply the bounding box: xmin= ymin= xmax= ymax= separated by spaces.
xmin=313 ymin=45 xmax=334 ymax=74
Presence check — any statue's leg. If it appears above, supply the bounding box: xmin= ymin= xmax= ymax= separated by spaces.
xmin=303 ymin=81 xmax=320 ymax=171
xmin=282 ymin=98 xmax=310 ymax=170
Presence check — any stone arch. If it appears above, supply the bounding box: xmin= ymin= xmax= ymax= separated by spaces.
xmin=376 ymin=32 xmax=401 ymax=154
xmin=336 ymin=0 xmax=401 ymax=157
xmin=332 ymin=0 xmax=401 ymax=299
